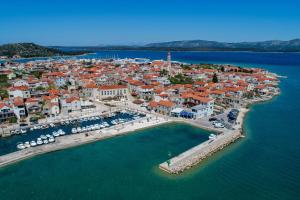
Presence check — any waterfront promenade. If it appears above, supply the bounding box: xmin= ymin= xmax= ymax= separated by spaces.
xmin=0 ymin=115 xmax=168 ymax=168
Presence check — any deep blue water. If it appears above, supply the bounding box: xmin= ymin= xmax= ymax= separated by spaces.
xmin=0 ymin=51 xmax=299 ymax=200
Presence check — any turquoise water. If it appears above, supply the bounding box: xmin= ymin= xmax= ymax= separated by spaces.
xmin=0 ymin=51 xmax=299 ymax=199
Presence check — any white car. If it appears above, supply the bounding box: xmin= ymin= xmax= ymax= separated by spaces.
xmin=214 ymin=122 xmax=224 ymax=128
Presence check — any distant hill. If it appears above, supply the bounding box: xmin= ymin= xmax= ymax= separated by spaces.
xmin=145 ymin=39 xmax=300 ymax=52
xmin=0 ymin=43 xmax=88 ymax=58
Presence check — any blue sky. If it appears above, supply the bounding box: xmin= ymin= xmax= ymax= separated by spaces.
xmin=0 ymin=0 xmax=299 ymax=46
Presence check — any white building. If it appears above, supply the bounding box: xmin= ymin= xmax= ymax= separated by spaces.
xmin=97 ymin=85 xmax=128 ymax=100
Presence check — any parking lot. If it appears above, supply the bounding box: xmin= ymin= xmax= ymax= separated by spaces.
xmin=193 ymin=109 xmax=238 ymax=131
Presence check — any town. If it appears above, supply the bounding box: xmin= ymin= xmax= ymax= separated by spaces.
xmin=0 ymin=52 xmax=280 ymax=171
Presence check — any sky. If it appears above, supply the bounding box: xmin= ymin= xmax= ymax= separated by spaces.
xmin=0 ymin=0 xmax=299 ymax=46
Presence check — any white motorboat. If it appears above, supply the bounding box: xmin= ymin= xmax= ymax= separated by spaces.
xmin=24 ymin=141 xmax=31 ymax=148
xmin=17 ymin=143 xmax=25 ymax=150
xmin=48 ymin=137 xmax=55 ymax=143
xmin=52 ymin=131 xmax=60 ymax=137
xmin=58 ymin=129 xmax=65 ymax=135
xmin=20 ymin=129 xmax=27 ymax=134
xmin=50 ymin=123 xmax=55 ymax=127
xmin=82 ymin=127 xmax=87 ymax=132
xmin=76 ymin=127 xmax=82 ymax=133
xmin=40 ymin=135 xmax=47 ymax=140
xmin=46 ymin=134 xmax=52 ymax=138
xmin=37 ymin=138 xmax=43 ymax=145
xmin=209 ymin=134 xmax=217 ymax=140
xmin=30 ymin=140 xmax=37 ymax=147
xmin=71 ymin=128 xmax=77 ymax=134
xmin=43 ymin=140 xmax=49 ymax=144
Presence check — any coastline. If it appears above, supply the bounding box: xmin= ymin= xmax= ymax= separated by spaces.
xmin=0 ymin=115 xmax=169 ymax=168
xmin=159 ymin=108 xmax=248 ymax=174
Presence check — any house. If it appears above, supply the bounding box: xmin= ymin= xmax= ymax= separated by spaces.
xmin=0 ymin=102 xmax=15 ymax=123
xmin=97 ymin=85 xmax=129 ymax=100
xmin=156 ymin=100 xmax=175 ymax=115
xmin=42 ymin=102 xmax=60 ymax=116
xmin=25 ymin=98 xmax=42 ymax=115
xmin=8 ymin=86 xmax=31 ymax=99
xmin=42 ymin=95 xmax=60 ymax=116
xmin=60 ymin=96 xmax=81 ymax=113
xmin=13 ymin=97 xmax=27 ymax=119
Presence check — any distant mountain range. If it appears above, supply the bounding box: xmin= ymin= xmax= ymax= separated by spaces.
xmin=1 ymin=39 xmax=300 ymax=58
xmin=76 ymin=39 xmax=300 ymax=52
xmin=144 ymin=39 xmax=300 ymax=52
xmin=0 ymin=43 xmax=88 ymax=58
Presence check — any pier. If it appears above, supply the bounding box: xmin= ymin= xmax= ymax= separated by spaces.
xmin=159 ymin=108 xmax=248 ymax=174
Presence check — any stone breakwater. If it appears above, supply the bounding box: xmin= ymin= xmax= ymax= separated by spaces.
xmin=159 ymin=130 xmax=242 ymax=174
xmin=159 ymin=108 xmax=248 ymax=174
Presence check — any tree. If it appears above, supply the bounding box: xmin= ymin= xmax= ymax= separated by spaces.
xmin=9 ymin=116 xmax=18 ymax=123
xmin=212 ymin=73 xmax=219 ymax=83
xmin=220 ymin=66 xmax=225 ymax=72
xmin=0 ymin=89 xmax=9 ymax=99
xmin=30 ymin=71 xmax=42 ymax=79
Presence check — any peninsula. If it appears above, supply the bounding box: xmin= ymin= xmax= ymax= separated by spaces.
xmin=0 ymin=43 xmax=89 ymax=59
xmin=0 ymin=53 xmax=281 ymax=173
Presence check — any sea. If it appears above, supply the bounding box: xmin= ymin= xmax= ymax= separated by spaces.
xmin=0 ymin=51 xmax=299 ymax=200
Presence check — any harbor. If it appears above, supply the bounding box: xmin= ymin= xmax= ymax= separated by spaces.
xmin=0 ymin=110 xmax=168 ymax=168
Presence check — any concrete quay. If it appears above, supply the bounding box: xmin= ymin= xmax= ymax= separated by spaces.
xmin=0 ymin=115 xmax=168 ymax=168
xmin=159 ymin=108 xmax=248 ymax=174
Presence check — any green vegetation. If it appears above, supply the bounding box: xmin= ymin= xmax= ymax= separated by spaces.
xmin=212 ymin=73 xmax=219 ymax=83
xmin=35 ymin=86 xmax=45 ymax=91
xmin=169 ymin=73 xmax=193 ymax=84
xmin=9 ymin=116 xmax=18 ymax=123
xmin=30 ymin=71 xmax=43 ymax=79
xmin=160 ymin=69 xmax=168 ymax=76
xmin=181 ymin=64 xmax=192 ymax=70
xmin=0 ymin=74 xmax=10 ymax=88
xmin=0 ymin=89 xmax=9 ymax=99
xmin=0 ymin=43 xmax=89 ymax=58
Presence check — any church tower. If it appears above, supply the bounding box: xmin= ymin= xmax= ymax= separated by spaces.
xmin=167 ymin=51 xmax=171 ymax=75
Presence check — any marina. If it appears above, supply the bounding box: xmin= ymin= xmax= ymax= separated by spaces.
xmin=0 ymin=110 xmax=145 ymax=156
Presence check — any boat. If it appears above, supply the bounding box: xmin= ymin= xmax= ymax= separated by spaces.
xmin=52 ymin=131 xmax=60 ymax=137
xmin=46 ymin=134 xmax=52 ymax=138
xmin=50 ymin=123 xmax=55 ymax=127
xmin=30 ymin=127 xmax=34 ymax=131
xmin=30 ymin=140 xmax=37 ymax=147
xmin=209 ymin=134 xmax=217 ymax=140
xmin=43 ymin=140 xmax=49 ymax=144
xmin=71 ymin=128 xmax=77 ymax=134
xmin=20 ymin=129 xmax=27 ymax=134
xmin=24 ymin=141 xmax=31 ymax=148
xmin=77 ymin=127 xmax=82 ymax=133
xmin=37 ymin=138 xmax=43 ymax=145
xmin=40 ymin=135 xmax=47 ymax=140
xmin=17 ymin=142 xmax=25 ymax=150
xmin=48 ymin=137 xmax=55 ymax=143
xmin=58 ymin=129 xmax=65 ymax=135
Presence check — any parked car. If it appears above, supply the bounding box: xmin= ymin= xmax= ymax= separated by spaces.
xmin=209 ymin=117 xmax=218 ymax=121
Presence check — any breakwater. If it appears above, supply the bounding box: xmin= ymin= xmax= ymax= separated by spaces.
xmin=159 ymin=108 xmax=248 ymax=174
